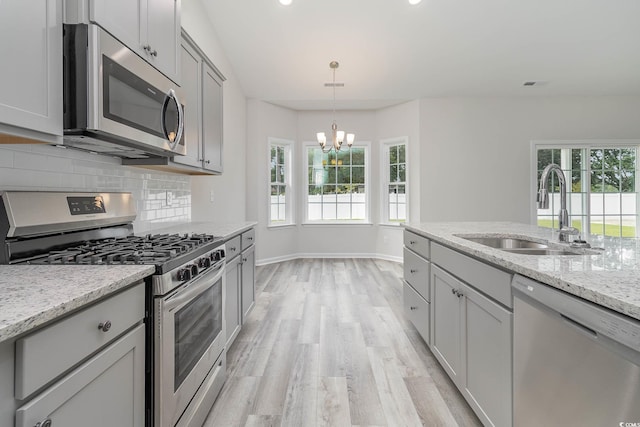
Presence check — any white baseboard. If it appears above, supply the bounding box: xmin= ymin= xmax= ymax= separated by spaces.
xmin=256 ymin=252 xmax=402 ymax=266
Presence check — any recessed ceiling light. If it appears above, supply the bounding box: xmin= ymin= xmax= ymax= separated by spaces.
xmin=279 ymin=0 xmax=292 ymax=5
xmin=408 ymin=0 xmax=422 ymax=4
xmin=523 ymin=81 xmax=549 ymax=87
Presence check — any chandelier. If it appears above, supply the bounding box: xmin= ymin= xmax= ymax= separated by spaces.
xmin=316 ymin=61 xmax=355 ymax=153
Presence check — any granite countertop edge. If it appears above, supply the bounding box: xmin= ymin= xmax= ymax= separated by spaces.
xmin=0 ymin=265 xmax=154 ymax=344
xmin=403 ymin=222 xmax=640 ymax=321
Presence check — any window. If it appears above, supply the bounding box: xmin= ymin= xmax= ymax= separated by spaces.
xmin=269 ymin=139 xmax=293 ymax=225
xmin=535 ymin=142 xmax=639 ymax=237
xmin=382 ymin=138 xmax=408 ymax=224
xmin=305 ymin=143 xmax=369 ymax=222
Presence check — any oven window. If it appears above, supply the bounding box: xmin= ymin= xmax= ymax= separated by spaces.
xmin=174 ymin=279 xmax=222 ymax=391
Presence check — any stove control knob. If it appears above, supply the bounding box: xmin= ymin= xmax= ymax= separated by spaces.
xmin=198 ymin=257 xmax=211 ymax=269
xmin=177 ymin=268 xmax=191 ymax=281
xmin=213 ymin=250 xmax=224 ymax=261
xmin=190 ymin=264 xmax=199 ymax=277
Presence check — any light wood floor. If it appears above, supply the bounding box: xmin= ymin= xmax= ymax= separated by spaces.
xmin=204 ymin=258 xmax=482 ymax=427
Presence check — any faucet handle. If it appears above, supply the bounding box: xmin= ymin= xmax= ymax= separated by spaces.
xmin=560 ymin=226 xmax=579 ymax=235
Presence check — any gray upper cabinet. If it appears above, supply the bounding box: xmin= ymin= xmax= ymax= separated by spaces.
xmin=202 ymin=63 xmax=223 ymax=172
xmin=172 ymin=32 xmax=224 ymax=174
xmin=0 ymin=0 xmax=62 ymax=144
xmin=89 ymin=0 xmax=180 ymax=82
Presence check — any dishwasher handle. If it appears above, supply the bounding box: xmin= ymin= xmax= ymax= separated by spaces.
xmin=512 ymin=274 xmax=640 ymax=353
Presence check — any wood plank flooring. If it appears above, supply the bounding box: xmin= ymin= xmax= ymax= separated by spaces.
xmin=203 ymin=258 xmax=482 ymax=427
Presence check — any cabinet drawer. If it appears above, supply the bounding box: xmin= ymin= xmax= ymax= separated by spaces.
xmin=15 ymin=324 xmax=145 ymax=427
xmin=404 ymin=281 xmax=430 ymax=345
xmin=431 ymin=242 xmax=512 ymax=308
xmin=15 ymin=282 xmax=145 ymax=400
xmin=241 ymin=228 xmax=255 ymax=250
xmin=404 ymin=230 xmax=430 ymax=259
xmin=226 ymin=235 xmax=241 ymax=260
xmin=404 ymin=247 xmax=430 ymax=301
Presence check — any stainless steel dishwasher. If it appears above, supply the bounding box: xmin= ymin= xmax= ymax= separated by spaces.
xmin=512 ymin=275 xmax=640 ymax=427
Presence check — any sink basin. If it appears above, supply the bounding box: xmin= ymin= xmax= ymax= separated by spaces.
xmin=460 ymin=236 xmax=548 ymax=249
xmin=501 ymin=248 xmax=580 ymax=256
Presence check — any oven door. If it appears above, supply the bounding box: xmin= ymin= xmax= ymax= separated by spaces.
xmin=155 ymin=262 xmax=225 ymax=427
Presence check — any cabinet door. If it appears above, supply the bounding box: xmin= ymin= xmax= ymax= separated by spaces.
xmin=90 ymin=0 xmax=145 ymax=55
xmin=241 ymin=246 xmax=256 ymax=322
xmin=16 ymin=324 xmax=145 ymax=427
xmin=225 ymin=256 xmax=242 ymax=348
xmin=174 ymin=39 xmax=202 ymax=168
xmin=202 ymin=63 xmax=223 ymax=173
xmin=0 ymin=0 xmax=62 ymax=141
xmin=430 ymin=265 xmax=464 ymax=385
xmin=463 ymin=283 xmax=512 ymax=427
xmin=146 ymin=0 xmax=180 ymax=82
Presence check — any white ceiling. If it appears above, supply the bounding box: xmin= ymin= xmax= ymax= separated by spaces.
xmin=201 ymin=0 xmax=640 ymax=110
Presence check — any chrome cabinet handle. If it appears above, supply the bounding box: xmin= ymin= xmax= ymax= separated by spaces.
xmin=410 ymin=306 xmax=418 ymax=311
xmin=248 ymin=237 xmax=254 ymax=241
xmin=150 ymin=49 xmax=158 ymax=57
xmin=455 ymin=290 xmax=464 ymax=298
xmin=410 ymin=269 xmax=417 ymax=273
xmin=409 ymin=240 xmax=416 ymax=244
xmin=242 ymin=257 xmax=248 ymax=262
xmin=143 ymin=44 xmax=151 ymax=51
xmin=451 ymin=288 xmax=456 ymax=295
xmin=205 ymin=160 xmax=211 ymax=164
xmin=230 ymin=246 xmax=236 ymax=251
xmin=98 ymin=320 xmax=112 ymax=332
xmin=35 ymin=419 xmax=52 ymax=427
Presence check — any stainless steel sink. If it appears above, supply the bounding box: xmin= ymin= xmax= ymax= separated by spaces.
xmin=460 ymin=236 xmax=549 ymax=249
xmin=458 ymin=235 xmax=584 ymax=256
xmin=501 ymin=248 xmax=579 ymax=256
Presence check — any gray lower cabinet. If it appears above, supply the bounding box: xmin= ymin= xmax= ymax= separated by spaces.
xmin=241 ymin=244 xmax=256 ymax=322
xmin=9 ymin=282 xmax=146 ymax=427
xmin=15 ymin=324 xmax=145 ymax=427
xmin=225 ymin=255 xmax=242 ymax=347
xmin=224 ymin=228 xmax=256 ymax=348
xmin=431 ymin=264 xmax=512 ymax=427
xmin=0 ymin=0 xmax=62 ymax=144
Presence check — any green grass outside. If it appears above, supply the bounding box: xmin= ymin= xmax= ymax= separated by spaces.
xmin=537 ymin=219 xmax=637 ymax=238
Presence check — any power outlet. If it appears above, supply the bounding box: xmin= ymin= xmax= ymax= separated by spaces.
xmin=166 ymin=191 xmax=173 ymax=206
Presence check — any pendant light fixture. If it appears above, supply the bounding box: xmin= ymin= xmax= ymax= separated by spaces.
xmin=316 ymin=61 xmax=355 ymax=153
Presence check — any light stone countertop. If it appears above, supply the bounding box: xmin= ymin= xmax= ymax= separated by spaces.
xmin=0 ymin=222 xmax=256 ymax=345
xmin=404 ymin=221 xmax=640 ymax=321
xmin=134 ymin=221 xmax=257 ymax=240
xmin=0 ymin=265 xmax=154 ymax=344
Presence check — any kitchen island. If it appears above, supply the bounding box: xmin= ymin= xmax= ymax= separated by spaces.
xmin=403 ymin=221 xmax=640 ymax=427
xmin=404 ymin=221 xmax=640 ymax=320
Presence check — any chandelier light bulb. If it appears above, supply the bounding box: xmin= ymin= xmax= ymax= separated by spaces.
xmin=408 ymin=0 xmax=422 ymax=4
xmin=279 ymin=0 xmax=292 ymax=5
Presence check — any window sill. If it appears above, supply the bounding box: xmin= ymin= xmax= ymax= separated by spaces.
xmin=267 ymin=223 xmax=296 ymax=229
xmin=302 ymin=221 xmax=374 ymax=227
xmin=379 ymin=222 xmax=406 ymax=228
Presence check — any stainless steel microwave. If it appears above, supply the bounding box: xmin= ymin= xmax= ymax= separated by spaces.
xmin=63 ymin=24 xmax=186 ymax=159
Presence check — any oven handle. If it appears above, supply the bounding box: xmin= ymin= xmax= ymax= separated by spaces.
xmin=164 ymin=262 xmax=224 ymax=311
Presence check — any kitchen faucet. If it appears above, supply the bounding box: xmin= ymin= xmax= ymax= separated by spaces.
xmin=537 ymin=163 xmax=579 ymax=242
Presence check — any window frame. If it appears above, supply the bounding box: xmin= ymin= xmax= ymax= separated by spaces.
xmin=380 ymin=136 xmax=409 ymax=225
xmin=267 ymin=138 xmax=295 ymax=227
xmin=302 ymin=140 xmax=372 ymax=225
xmin=530 ymin=139 xmax=640 ymax=237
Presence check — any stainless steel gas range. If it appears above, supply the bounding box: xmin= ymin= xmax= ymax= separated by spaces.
xmin=0 ymin=191 xmax=227 ymax=427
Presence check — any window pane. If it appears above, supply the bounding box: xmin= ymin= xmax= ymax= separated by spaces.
xmin=271 ymin=147 xmax=277 ymax=164
xmin=591 ymin=171 xmax=604 ymax=192
xmin=322 ymin=204 xmax=337 ymax=220
xmin=352 ymin=203 xmax=366 ymax=219
xmin=590 ymin=149 xmax=603 ymax=170
xmin=398 ymin=145 xmax=405 ymax=163
xmin=308 ymin=203 xmax=322 ymax=220
xmin=337 ymin=149 xmax=350 ymax=166
xmin=622 ymin=194 xmax=637 ymax=215
xmin=270 ymin=205 xmax=278 ymax=221
xmin=327 ymin=166 xmax=337 ymax=183
xmin=604 ymin=217 xmax=622 ymax=237
xmin=390 ymin=165 xmax=398 ymax=182
xmin=337 ymin=204 xmax=351 ymax=219
xmin=337 ymin=166 xmax=350 ymax=183
xmin=277 ymin=146 xmax=284 ymax=164
xmin=399 ymin=164 xmax=406 ymax=182
xmin=622 ymin=171 xmax=635 ymax=192
xmin=389 ymin=146 xmax=398 ymax=164
xmin=352 ymin=167 xmax=365 ymax=184
xmin=398 ymin=204 xmax=406 ymax=221
xmin=278 ymin=205 xmax=286 ymax=221
xmin=571 ymin=149 xmax=584 ymax=171
xmin=351 ymin=148 xmax=365 ymax=165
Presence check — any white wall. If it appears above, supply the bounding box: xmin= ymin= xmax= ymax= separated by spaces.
xmin=183 ymin=0 xmax=248 ymax=223
xmin=246 ymin=100 xmax=298 ymax=263
xmin=247 ymin=101 xmax=420 ymax=264
xmin=419 ymin=96 xmax=640 ymax=223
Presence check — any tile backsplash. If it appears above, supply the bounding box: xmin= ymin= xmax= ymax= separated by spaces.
xmin=0 ymin=144 xmax=191 ymax=228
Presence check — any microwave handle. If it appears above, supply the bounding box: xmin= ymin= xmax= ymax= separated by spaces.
xmin=161 ymin=89 xmax=184 ymax=150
